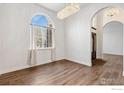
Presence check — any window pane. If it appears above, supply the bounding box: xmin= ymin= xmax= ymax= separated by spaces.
xmin=31 ymin=15 xmax=48 ymax=26
xmin=31 ymin=15 xmax=54 ymax=49
xmin=47 ymin=28 xmax=52 ymax=47
xmin=32 ymin=26 xmax=42 ymax=48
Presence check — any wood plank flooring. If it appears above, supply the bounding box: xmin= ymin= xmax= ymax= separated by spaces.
xmin=0 ymin=54 xmax=123 ymax=85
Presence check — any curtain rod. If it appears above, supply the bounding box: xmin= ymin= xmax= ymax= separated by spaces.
xmin=30 ymin=24 xmax=56 ymax=30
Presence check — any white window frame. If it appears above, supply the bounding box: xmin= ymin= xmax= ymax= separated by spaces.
xmin=30 ymin=24 xmax=55 ymax=50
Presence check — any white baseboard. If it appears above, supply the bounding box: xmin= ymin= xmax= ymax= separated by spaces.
xmin=103 ymin=52 xmax=123 ymax=56
xmin=0 ymin=58 xmax=91 ymax=75
xmin=0 ymin=65 xmax=29 ymax=75
xmin=65 ymin=58 xmax=92 ymax=67
xmin=0 ymin=60 xmax=59 ymax=75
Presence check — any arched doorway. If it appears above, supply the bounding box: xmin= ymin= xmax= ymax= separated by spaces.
xmin=90 ymin=6 xmax=124 ymax=74
xmin=103 ymin=21 xmax=123 ymax=56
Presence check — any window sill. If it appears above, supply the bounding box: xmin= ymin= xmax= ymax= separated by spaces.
xmin=37 ymin=47 xmax=55 ymax=50
xmin=29 ymin=47 xmax=55 ymax=50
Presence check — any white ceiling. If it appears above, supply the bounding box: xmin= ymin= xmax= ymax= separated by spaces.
xmin=39 ymin=3 xmax=66 ymax=12
xmin=39 ymin=3 xmax=86 ymax=12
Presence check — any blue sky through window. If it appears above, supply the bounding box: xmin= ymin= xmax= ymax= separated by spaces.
xmin=31 ymin=15 xmax=48 ymax=26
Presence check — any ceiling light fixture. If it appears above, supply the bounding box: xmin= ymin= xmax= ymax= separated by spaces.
xmin=105 ymin=7 xmax=119 ymax=17
xmin=57 ymin=3 xmax=80 ymax=20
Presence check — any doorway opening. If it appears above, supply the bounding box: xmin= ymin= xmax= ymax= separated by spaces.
xmin=91 ymin=32 xmax=96 ymax=60
xmin=90 ymin=6 xmax=124 ymax=69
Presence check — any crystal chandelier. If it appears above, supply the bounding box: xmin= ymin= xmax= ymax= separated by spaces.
xmin=105 ymin=7 xmax=119 ymax=17
xmin=57 ymin=3 xmax=80 ymax=20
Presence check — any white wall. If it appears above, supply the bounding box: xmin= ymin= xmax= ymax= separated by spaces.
xmin=65 ymin=7 xmax=92 ymax=66
xmin=0 ymin=4 xmax=65 ymax=74
xmin=64 ymin=3 xmax=124 ymax=67
xmin=96 ymin=12 xmax=104 ymax=59
xmin=103 ymin=21 xmax=123 ymax=55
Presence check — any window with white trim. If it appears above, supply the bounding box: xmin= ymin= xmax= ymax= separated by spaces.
xmin=30 ymin=14 xmax=55 ymax=49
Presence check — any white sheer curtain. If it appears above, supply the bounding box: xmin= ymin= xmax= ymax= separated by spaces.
xmin=27 ymin=25 xmax=38 ymax=66
xmin=27 ymin=25 xmax=55 ymax=65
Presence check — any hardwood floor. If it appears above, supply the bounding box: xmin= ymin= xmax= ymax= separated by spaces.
xmin=0 ymin=54 xmax=123 ymax=85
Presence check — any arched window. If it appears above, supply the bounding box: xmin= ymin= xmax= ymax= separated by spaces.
xmin=30 ymin=14 xmax=55 ymax=49
xmin=31 ymin=15 xmax=48 ymax=26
